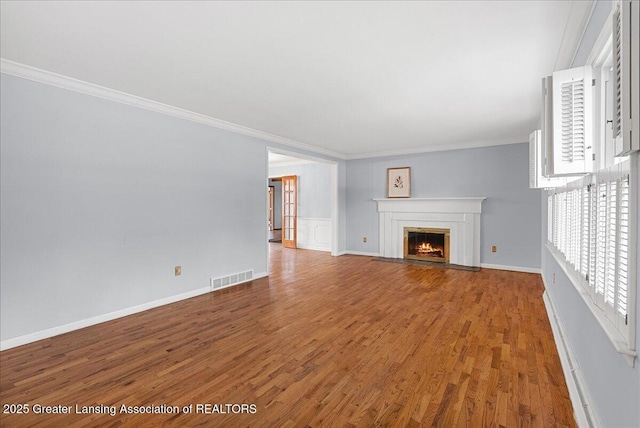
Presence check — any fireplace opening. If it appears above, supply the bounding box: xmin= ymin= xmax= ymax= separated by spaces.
xmin=403 ymin=227 xmax=450 ymax=263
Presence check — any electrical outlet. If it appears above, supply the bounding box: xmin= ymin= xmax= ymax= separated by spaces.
xmin=175 ymin=266 xmax=182 ymax=276
xmin=363 ymin=237 xmax=367 ymax=243
xmin=491 ymin=245 xmax=497 ymax=253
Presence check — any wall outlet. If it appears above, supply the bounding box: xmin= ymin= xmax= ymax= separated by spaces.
xmin=363 ymin=237 xmax=367 ymax=243
xmin=175 ymin=266 xmax=182 ymax=276
xmin=491 ymin=245 xmax=497 ymax=253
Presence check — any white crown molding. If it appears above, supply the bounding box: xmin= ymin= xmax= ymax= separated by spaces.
xmin=0 ymin=59 xmax=347 ymax=160
xmin=1 ymin=58 xmax=530 ymax=162
xmin=346 ymin=137 xmax=527 ymax=160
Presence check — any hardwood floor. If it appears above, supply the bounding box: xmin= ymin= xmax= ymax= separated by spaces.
xmin=0 ymin=245 xmax=575 ymax=427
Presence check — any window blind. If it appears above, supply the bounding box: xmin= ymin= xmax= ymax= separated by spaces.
xmin=548 ymin=160 xmax=632 ymax=341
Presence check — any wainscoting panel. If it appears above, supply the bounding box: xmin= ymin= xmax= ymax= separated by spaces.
xmin=297 ymin=218 xmax=332 ymax=252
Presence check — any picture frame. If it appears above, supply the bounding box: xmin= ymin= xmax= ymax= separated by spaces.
xmin=387 ymin=167 xmax=411 ymax=198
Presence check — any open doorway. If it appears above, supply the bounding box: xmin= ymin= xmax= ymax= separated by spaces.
xmin=268 ymin=179 xmax=282 ymax=243
xmin=267 ymin=150 xmax=338 ymax=256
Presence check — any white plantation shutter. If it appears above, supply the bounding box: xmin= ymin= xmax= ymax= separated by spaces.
xmin=526 ymin=1 xmax=640 ymax=356
xmin=562 ymin=83 xmax=586 ymax=161
xmin=529 ymin=130 xmax=568 ymax=188
xmin=573 ymin=189 xmax=581 ymax=269
xmin=558 ymin=193 xmax=566 ymax=255
xmin=580 ymin=186 xmax=590 ymax=279
xmin=529 ymin=131 xmax=536 ymax=188
xmin=595 ymin=182 xmax=607 ymax=299
xmin=613 ymin=1 xmax=640 ymax=156
xmin=613 ymin=4 xmax=623 ymax=141
xmin=551 ymin=66 xmax=593 ymax=175
xmin=548 ymin=194 xmax=554 ymax=243
xmin=552 ymin=194 xmax=558 ymax=246
xmin=605 ymin=181 xmax=617 ymax=307
xmin=617 ymin=176 xmax=630 ymax=326
xmin=588 ymin=183 xmax=597 ymax=291
xmin=542 ymin=76 xmax=554 ymax=177
xmin=548 ymin=160 xmax=633 ymax=345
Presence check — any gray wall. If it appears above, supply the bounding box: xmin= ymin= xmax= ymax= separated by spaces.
xmin=0 ymin=72 xmax=347 ymax=344
xmin=541 ymin=2 xmax=640 ymax=426
xmin=346 ymin=143 xmax=541 ymax=269
xmin=0 ymin=74 xmax=272 ymax=341
xmin=269 ymin=162 xmax=332 ymax=219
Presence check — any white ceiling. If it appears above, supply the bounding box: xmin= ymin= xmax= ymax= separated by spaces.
xmin=0 ymin=1 xmax=594 ymax=159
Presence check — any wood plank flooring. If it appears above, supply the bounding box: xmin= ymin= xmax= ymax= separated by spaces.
xmin=0 ymin=244 xmax=576 ymax=427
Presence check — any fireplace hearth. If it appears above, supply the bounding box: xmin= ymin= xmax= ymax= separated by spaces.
xmin=403 ymin=227 xmax=450 ymax=263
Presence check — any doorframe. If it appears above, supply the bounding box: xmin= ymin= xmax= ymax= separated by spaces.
xmin=268 ymin=185 xmax=275 ymax=231
xmin=266 ymin=147 xmax=340 ymax=261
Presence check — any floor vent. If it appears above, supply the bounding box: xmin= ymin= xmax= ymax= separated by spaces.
xmin=211 ymin=270 xmax=254 ymax=291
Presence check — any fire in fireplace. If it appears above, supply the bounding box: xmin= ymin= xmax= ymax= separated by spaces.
xmin=403 ymin=227 xmax=450 ymax=263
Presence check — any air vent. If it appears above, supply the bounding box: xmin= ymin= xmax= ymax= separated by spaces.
xmin=210 ymin=269 xmax=254 ymax=291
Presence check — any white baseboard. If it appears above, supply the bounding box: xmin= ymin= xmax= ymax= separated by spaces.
xmin=0 ymin=272 xmax=269 ymax=351
xmin=480 ymin=263 xmax=541 ymax=274
xmin=297 ymin=243 xmax=331 ymax=252
xmin=542 ymin=287 xmax=596 ymax=428
xmin=343 ymin=250 xmax=380 ymax=257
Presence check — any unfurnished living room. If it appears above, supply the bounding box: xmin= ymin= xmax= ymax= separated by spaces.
xmin=1 ymin=1 xmax=639 ymax=427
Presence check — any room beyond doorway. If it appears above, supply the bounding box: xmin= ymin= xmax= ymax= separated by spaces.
xmin=267 ymin=150 xmax=337 ymax=255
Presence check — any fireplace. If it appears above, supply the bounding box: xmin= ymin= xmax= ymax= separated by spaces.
xmin=375 ymin=198 xmax=485 ymax=267
xmin=403 ymin=227 xmax=450 ymax=263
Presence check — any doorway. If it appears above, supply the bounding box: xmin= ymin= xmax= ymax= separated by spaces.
xmin=268 ymin=179 xmax=282 ymax=243
xmin=266 ymin=175 xmax=297 ymax=247
xmin=267 ymin=149 xmax=338 ymax=256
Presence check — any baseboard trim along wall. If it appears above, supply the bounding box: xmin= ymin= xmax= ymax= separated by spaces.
xmin=344 ymin=251 xmax=380 ymax=257
xmin=480 ymin=263 xmax=541 ymax=274
xmin=0 ymin=272 xmax=268 ymax=351
xmin=338 ymin=256 xmax=540 ymax=274
xmin=542 ymin=286 xmax=596 ymax=428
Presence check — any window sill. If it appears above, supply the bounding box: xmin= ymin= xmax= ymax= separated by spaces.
xmin=545 ymin=243 xmax=636 ymax=367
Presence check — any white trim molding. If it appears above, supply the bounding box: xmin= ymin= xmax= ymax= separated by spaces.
xmin=374 ymin=198 xmax=485 ymax=267
xmin=346 ymin=137 xmax=526 ymax=160
xmin=546 ymin=243 xmax=637 ymax=366
xmin=543 ymin=286 xmax=598 ymax=428
xmin=0 ymin=272 xmax=268 ymax=351
xmin=480 ymin=264 xmax=541 ymax=274
xmin=0 ymin=59 xmax=346 ymax=160
xmin=344 ymin=250 xmax=380 ymax=257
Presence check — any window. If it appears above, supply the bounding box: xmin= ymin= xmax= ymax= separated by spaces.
xmin=543 ymin=0 xmax=638 ymax=365
xmin=548 ymin=162 xmax=633 ymax=358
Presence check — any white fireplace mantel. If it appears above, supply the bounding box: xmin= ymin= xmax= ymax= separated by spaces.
xmin=374 ymin=198 xmax=486 ymax=267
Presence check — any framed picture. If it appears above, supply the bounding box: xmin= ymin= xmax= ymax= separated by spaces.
xmin=387 ymin=167 xmax=411 ymax=198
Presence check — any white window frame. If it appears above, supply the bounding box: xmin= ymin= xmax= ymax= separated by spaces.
xmin=547 ymin=160 xmax=636 ymax=366
xmin=546 ymin=3 xmax=638 ymax=367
